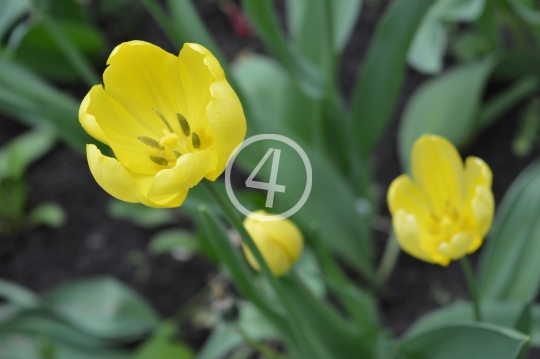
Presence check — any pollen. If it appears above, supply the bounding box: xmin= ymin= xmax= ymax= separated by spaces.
xmin=149 ymin=155 xmax=168 ymax=166
xmin=192 ymin=132 xmax=201 ymax=149
xmin=177 ymin=113 xmax=191 ymax=136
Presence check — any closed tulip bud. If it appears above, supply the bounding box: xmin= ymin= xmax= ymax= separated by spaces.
xmin=242 ymin=210 xmax=304 ymax=276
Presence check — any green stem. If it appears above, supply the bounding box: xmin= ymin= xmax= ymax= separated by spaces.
xmin=202 ymin=180 xmax=319 ymax=359
xmin=477 ymin=77 xmax=538 ymax=131
xmin=34 ymin=5 xmax=100 ymax=87
xmin=375 ymin=232 xmax=401 ymax=286
xmin=235 ymin=324 xmax=290 ymax=359
xmin=460 ymin=256 xmax=482 ymax=322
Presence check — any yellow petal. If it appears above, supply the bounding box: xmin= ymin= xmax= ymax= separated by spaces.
xmin=85 ymin=85 xmax=165 ymax=175
xmin=393 ymin=210 xmax=433 ymax=263
xmin=243 ymin=221 xmax=291 ymax=276
xmin=104 ymin=41 xmax=185 ymax=137
xmin=205 ymin=81 xmax=247 ymax=180
xmin=79 ymin=88 xmax=109 ymax=145
xmin=387 ymin=174 xmax=432 ymax=226
xmin=464 ymin=156 xmax=492 ymax=202
xmin=411 ymin=135 xmax=464 ymax=217
xmin=87 ymin=144 xmax=145 ymax=203
xmin=471 ymin=185 xmax=494 ymax=238
xmin=147 ymin=151 xmax=216 ymax=199
xmin=252 ymin=211 xmax=304 ymax=264
xmin=450 ymin=232 xmax=474 ymax=258
xmin=177 ymin=43 xmax=223 ymax=138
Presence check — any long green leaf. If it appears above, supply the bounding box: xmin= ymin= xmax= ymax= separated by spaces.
xmin=399 ymin=322 xmax=528 ymax=359
xmin=479 ymin=159 xmax=540 ymax=301
xmin=398 ymin=56 xmax=496 ymax=170
xmin=41 ymin=277 xmax=159 ymax=340
xmin=0 ymin=58 xmax=92 ymax=153
xmin=350 ymin=0 xmax=433 ymax=157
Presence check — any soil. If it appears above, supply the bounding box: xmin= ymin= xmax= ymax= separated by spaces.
xmin=0 ymin=0 xmax=539 ymax=357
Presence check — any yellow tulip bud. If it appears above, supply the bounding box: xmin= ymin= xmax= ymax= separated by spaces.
xmin=387 ymin=135 xmax=494 ymax=266
xmin=242 ymin=210 xmax=304 ymax=276
xmin=79 ymin=41 xmax=246 ymax=208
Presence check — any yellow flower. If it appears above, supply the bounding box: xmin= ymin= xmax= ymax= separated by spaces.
xmin=79 ymin=41 xmax=246 ymax=208
xmin=387 ymin=135 xmax=494 ymax=266
xmin=242 ymin=211 xmax=304 ymax=276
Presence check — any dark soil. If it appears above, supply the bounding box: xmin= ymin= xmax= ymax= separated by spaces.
xmin=1 ymin=0 xmax=539 ymax=357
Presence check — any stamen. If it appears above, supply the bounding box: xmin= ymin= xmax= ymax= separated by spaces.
xmin=177 ymin=113 xmax=190 ymax=136
xmin=138 ymin=136 xmax=164 ymax=150
xmin=192 ymin=132 xmax=201 ymax=149
xmin=152 ymin=108 xmax=173 ymax=133
xmin=173 ymin=150 xmax=182 ymax=158
xmin=149 ymin=155 xmax=168 ymax=166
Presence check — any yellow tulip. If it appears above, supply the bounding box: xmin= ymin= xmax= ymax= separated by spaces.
xmin=387 ymin=135 xmax=494 ymax=266
xmin=242 ymin=211 xmax=304 ymax=276
xmin=79 ymin=41 xmax=246 ymax=208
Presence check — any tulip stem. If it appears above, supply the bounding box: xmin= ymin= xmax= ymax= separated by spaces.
xmin=202 ymin=180 xmax=319 ymax=359
xmin=375 ymin=231 xmax=401 ymax=286
xmin=460 ymin=256 xmax=482 ymax=322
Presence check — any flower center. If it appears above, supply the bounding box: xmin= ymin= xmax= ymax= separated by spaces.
xmin=137 ymin=108 xmax=202 ymax=167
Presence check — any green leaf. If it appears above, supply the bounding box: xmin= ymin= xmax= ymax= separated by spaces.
xmin=398 ymin=57 xmax=496 ymax=170
xmin=41 ymin=277 xmax=159 ymax=340
xmin=280 ymin=277 xmax=372 ymax=358
xmin=0 ymin=58 xmax=92 ymax=154
xmin=0 ymin=314 xmax=115 ymax=349
xmin=0 ymin=278 xmax=39 ymax=310
xmin=0 ymin=0 xmax=30 ymax=40
xmin=479 ymin=159 xmax=540 ymax=301
xmin=233 ymin=55 xmax=374 ymax=279
xmin=292 ymin=249 xmax=325 ymax=298
xmin=0 ymin=332 xmax=130 ymax=359
xmin=508 ymin=0 xmax=540 ymax=25
xmin=0 ymin=130 xmax=55 ymax=181
xmin=399 ymin=322 xmax=529 ymax=359
xmin=408 ymin=0 xmax=486 ymax=74
xmin=108 ymin=200 xmax=176 ymax=228
xmin=407 ymin=301 xmax=540 ymax=346
xmin=512 ymin=98 xmax=540 ymax=157
xmin=12 ymin=19 xmax=105 ymax=83
xmin=331 ymin=0 xmax=363 ymax=53
xmin=351 ymin=0 xmax=433 ymax=157
xmin=240 ymin=0 xmax=325 ymax=97
xmin=133 ymin=322 xmax=193 ymax=359
xmin=147 ymin=229 xmax=199 ymax=257
xmin=27 ymin=202 xmax=65 ymax=228
xmin=197 ymin=302 xmax=280 ymax=359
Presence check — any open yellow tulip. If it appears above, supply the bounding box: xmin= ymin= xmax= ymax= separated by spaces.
xmin=79 ymin=41 xmax=246 ymax=208
xmin=388 ymin=135 xmax=494 ymax=266
xmin=243 ymin=210 xmax=304 ymax=276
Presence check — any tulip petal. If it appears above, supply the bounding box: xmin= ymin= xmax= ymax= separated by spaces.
xmin=176 ymin=44 xmax=223 ymax=143
xmin=205 ymin=81 xmax=247 ymax=180
xmin=85 ymin=85 xmax=167 ymax=175
xmin=104 ymin=41 xmax=185 ymax=137
xmin=259 ymin=217 xmax=303 ymax=263
xmin=243 ymin=222 xmax=291 ymax=276
xmin=387 ymin=174 xmax=432 ymax=226
xmin=471 ymin=185 xmax=494 ymax=238
xmin=445 ymin=232 xmax=474 ymax=260
xmin=79 ymin=89 xmax=109 ymax=145
xmin=412 ymin=135 xmax=464 ymax=217
xmin=393 ymin=210 xmax=433 ymax=263
xmin=147 ymin=151 xmax=216 ymax=199
xmin=87 ymin=144 xmax=145 ymax=203
xmin=464 ymin=156 xmax=492 ymax=201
